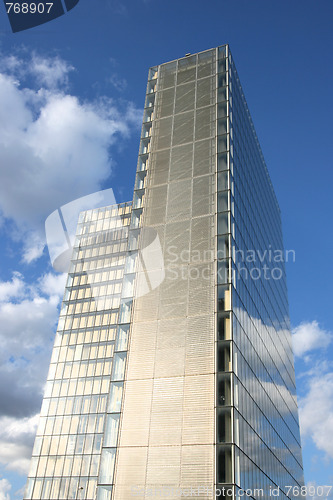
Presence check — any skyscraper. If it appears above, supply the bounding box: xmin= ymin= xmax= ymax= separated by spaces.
xmin=24 ymin=45 xmax=304 ymax=500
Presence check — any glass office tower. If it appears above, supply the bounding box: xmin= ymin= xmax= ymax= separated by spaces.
xmin=24 ymin=45 xmax=304 ymax=500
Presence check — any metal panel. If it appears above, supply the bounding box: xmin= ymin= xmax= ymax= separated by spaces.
xmin=193 ymin=138 xmax=215 ymax=177
xmin=132 ymin=287 xmax=160 ymax=322
xmin=152 ymin=117 xmax=172 ymax=151
xmin=151 ymin=377 xmax=184 ymax=410
xmin=125 ymin=322 xmax=157 ymax=380
xmin=166 ymin=179 xmax=192 ymax=222
xmin=156 ymin=318 xmax=187 ymax=349
xmin=145 ymin=185 xmax=168 ymax=226
xmin=155 ymin=87 xmax=175 ymax=119
xmin=190 ymin=215 xmax=214 ymax=253
xmin=177 ymin=55 xmax=196 ymax=84
xmin=113 ymin=484 xmax=140 ymax=500
xmin=154 ymin=346 xmax=185 ymax=377
xmin=158 ymin=272 xmax=188 ymax=319
xmin=146 ymin=446 xmax=181 ymax=484
xmin=195 ymin=106 xmax=215 ymax=141
xmin=172 ymin=111 xmax=194 ymax=146
xmin=114 ymin=447 xmax=148 ymax=484
xmin=192 ymin=175 xmax=215 ymax=217
xmin=182 ymin=408 xmax=215 ymax=444
xmin=183 ymin=374 xmax=214 ymax=409
xmin=197 ymin=49 xmax=216 ymax=79
xmin=159 ymin=61 xmax=176 ymax=89
xmin=175 ymin=82 xmax=195 ymax=114
xmin=180 ymin=444 xmax=214 ymax=484
xmin=170 ymin=144 xmax=193 ymax=182
xmin=196 ymin=77 xmax=215 ymax=107
xmin=118 ymin=379 xmax=153 ymax=447
xmin=148 ymin=150 xmax=170 ymax=187
xmin=188 ymin=284 xmax=214 ymax=317
xmin=164 ymin=220 xmax=190 ymax=254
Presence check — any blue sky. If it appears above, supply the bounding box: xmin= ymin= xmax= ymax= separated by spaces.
xmin=0 ymin=0 xmax=332 ymax=498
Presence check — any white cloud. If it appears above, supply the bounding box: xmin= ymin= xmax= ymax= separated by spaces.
xmin=0 ymin=291 xmax=58 ymax=353
xmin=292 ymin=321 xmax=332 ymax=358
xmin=0 ymin=52 xmax=141 ymax=262
xmin=0 ymin=271 xmax=65 ymax=482
xmin=0 ymin=415 xmax=38 ymax=476
xmin=298 ymin=372 xmax=333 ymax=459
xmin=21 ymin=231 xmax=46 ymax=264
xmin=0 ymin=272 xmax=25 ymax=302
xmin=109 ymin=73 xmax=127 ymax=92
xmin=38 ymin=272 xmax=67 ymax=298
xmin=30 ymin=55 xmax=74 ymax=89
xmin=0 ymin=53 xmax=73 ymax=90
xmin=0 ymin=272 xmax=63 ymax=418
xmin=0 ymin=478 xmax=11 ymax=500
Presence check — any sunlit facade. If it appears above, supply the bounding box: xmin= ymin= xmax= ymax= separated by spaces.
xmin=24 ymin=45 xmax=303 ymax=500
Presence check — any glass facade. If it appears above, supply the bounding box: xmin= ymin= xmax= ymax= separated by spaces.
xmin=24 ymin=45 xmax=303 ymax=500
xmin=24 ymin=202 xmax=133 ymax=500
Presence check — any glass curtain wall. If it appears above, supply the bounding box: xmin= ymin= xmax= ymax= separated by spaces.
xmin=24 ymin=203 xmax=132 ymax=500
xmin=225 ymin=48 xmax=304 ymax=498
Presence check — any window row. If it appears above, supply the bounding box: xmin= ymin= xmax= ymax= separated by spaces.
xmin=77 ymin=216 xmax=130 ymax=236
xmin=30 ymin=452 xmax=100 ymax=479
xmin=75 ymin=241 xmax=128 ymax=261
xmin=65 ymin=282 xmax=122 ymax=301
xmin=32 ymin=429 xmax=104 ymax=461
xmin=38 ymin=395 xmax=108 ymax=426
xmin=74 ymin=228 xmax=129 ymax=248
xmin=57 ymin=311 xmax=119 ymax=332
xmin=25 ymin=475 xmax=97 ymax=500
xmin=43 ymin=376 xmax=111 ymax=400
xmin=52 ymin=327 xmax=116 ymax=350
xmin=72 ymin=255 xmax=126 ymax=272
xmin=79 ymin=203 xmax=131 ymax=223
xmin=61 ymin=295 xmax=121 ymax=315
xmin=47 ymin=358 xmax=113 ymax=382
xmin=67 ymin=274 xmax=122 ymax=290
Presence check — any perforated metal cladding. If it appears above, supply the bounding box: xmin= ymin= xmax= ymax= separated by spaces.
xmin=197 ymin=50 xmax=215 ymax=78
xmin=159 ymin=60 xmax=176 ymax=89
xmin=191 ymin=215 xmax=215 ymax=253
xmin=159 ymin=272 xmax=188 ymax=319
xmin=173 ymin=111 xmax=194 ymax=146
xmin=144 ymin=185 xmax=167 ymax=225
xmin=113 ymin=49 xmax=217 ymax=498
xmin=170 ymin=144 xmax=193 ymax=181
xmin=175 ymin=82 xmax=195 ymax=113
xmin=167 ymin=179 xmax=192 ymax=222
xmin=155 ymin=87 xmax=175 ymax=119
xmin=118 ymin=379 xmax=153 ymax=446
xmin=165 ymin=219 xmax=190 ymax=253
xmin=194 ymin=138 xmax=216 ymax=177
xmin=197 ymin=77 xmax=215 ymax=108
xmin=177 ymin=55 xmax=197 ymax=84
xmin=148 ymin=150 xmax=170 ymax=186
xmin=195 ymin=106 xmax=215 ymax=141
xmin=152 ymin=117 xmax=172 ymax=150
xmin=192 ymin=175 xmax=215 ymax=217
xmin=125 ymin=321 xmax=157 ymax=379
